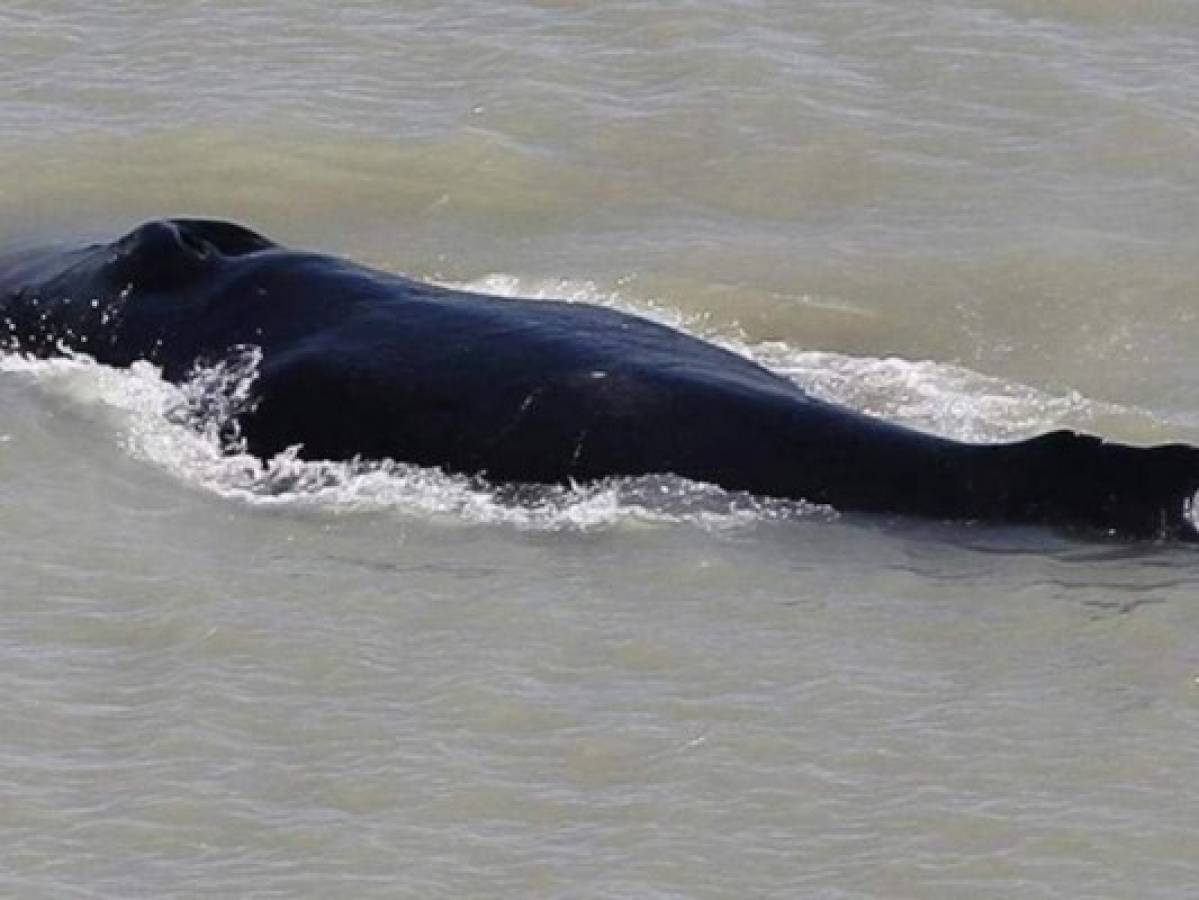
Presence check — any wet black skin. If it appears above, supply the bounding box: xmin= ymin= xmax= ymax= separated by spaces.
xmin=2 ymin=218 xmax=1197 ymax=540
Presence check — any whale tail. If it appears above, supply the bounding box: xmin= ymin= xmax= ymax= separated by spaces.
xmin=1002 ymin=430 xmax=1199 ymax=541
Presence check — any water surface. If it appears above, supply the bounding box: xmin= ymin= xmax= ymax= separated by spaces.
xmin=2 ymin=2 xmax=1199 ymax=897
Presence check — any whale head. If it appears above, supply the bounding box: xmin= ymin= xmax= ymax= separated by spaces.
xmin=103 ymin=219 xmax=277 ymax=292
xmin=0 ymin=219 xmax=289 ymax=372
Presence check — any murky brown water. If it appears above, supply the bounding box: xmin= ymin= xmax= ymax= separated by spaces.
xmin=2 ymin=2 xmax=1199 ymax=896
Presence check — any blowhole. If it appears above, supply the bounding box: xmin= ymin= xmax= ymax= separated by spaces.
xmin=170 ymin=220 xmax=275 ymax=258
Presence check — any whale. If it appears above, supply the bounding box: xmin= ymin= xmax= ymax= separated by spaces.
xmin=1 ymin=217 xmax=1197 ymax=541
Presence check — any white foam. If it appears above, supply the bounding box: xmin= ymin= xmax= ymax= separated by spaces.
xmin=757 ymin=349 xmax=1110 ymax=443
xmin=0 ymin=346 xmax=826 ymax=532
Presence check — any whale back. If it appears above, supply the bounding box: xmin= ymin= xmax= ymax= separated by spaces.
xmin=2 ymin=219 xmax=1198 ymax=543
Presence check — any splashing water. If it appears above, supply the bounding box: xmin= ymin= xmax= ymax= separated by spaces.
xmin=0 ymin=338 xmax=825 ymax=532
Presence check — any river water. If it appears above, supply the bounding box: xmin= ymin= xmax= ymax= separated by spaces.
xmin=2 ymin=2 xmax=1199 ymax=897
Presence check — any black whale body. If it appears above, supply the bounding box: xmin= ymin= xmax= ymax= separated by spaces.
xmin=1 ymin=218 xmax=1197 ymax=541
